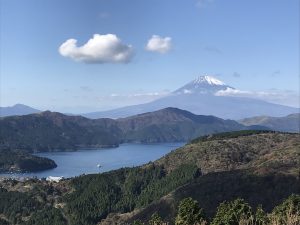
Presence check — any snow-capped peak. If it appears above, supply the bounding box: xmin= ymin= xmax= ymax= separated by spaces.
xmin=173 ymin=75 xmax=232 ymax=95
xmin=192 ymin=75 xmax=225 ymax=86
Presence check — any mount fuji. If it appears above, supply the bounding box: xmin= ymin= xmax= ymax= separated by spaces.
xmin=84 ymin=75 xmax=298 ymax=119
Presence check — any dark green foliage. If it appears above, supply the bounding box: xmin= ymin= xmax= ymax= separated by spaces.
xmin=136 ymin=164 xmax=201 ymax=207
xmin=0 ymin=188 xmax=41 ymax=224
xmin=0 ymin=218 xmax=10 ymax=225
xmin=190 ymin=130 xmax=275 ymax=144
xmin=0 ymin=132 xmax=299 ymax=225
xmin=271 ymin=194 xmax=300 ymax=224
xmin=132 ymin=219 xmax=144 ymax=225
xmin=255 ymin=205 xmax=269 ymax=225
xmin=172 ymin=171 xmax=300 ymax=218
xmin=0 ymin=111 xmax=120 ymax=152
xmin=65 ymin=164 xmax=199 ymax=225
xmin=148 ymin=212 xmax=164 ymax=225
xmin=117 ymin=107 xmax=249 ymax=143
xmin=0 ymin=108 xmax=259 ymax=152
xmin=211 ymin=198 xmax=252 ymax=225
xmin=26 ymin=208 xmax=67 ymax=225
xmin=138 ymin=195 xmax=300 ymax=225
xmin=0 ymin=149 xmax=57 ymax=172
xmin=175 ymin=197 xmax=205 ymax=225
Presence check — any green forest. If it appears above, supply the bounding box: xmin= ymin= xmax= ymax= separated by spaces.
xmin=0 ymin=131 xmax=299 ymax=225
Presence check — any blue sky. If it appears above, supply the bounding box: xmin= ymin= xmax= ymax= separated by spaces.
xmin=0 ymin=0 xmax=299 ymax=112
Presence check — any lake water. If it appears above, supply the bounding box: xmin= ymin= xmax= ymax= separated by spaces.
xmin=1 ymin=143 xmax=184 ymax=178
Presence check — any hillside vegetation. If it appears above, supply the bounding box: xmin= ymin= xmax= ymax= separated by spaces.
xmin=0 ymin=108 xmax=262 ymax=152
xmin=0 ymin=111 xmax=120 ymax=152
xmin=0 ymin=149 xmax=57 ymax=172
xmin=0 ymin=131 xmax=299 ymax=225
xmin=239 ymin=113 xmax=300 ymax=133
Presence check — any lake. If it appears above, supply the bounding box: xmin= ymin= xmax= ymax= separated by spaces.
xmin=1 ymin=142 xmax=184 ymax=178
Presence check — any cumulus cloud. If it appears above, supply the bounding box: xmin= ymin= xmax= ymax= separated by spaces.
xmin=146 ymin=35 xmax=172 ymax=54
xmin=215 ymin=87 xmax=299 ymax=107
xmin=59 ymin=34 xmax=134 ymax=63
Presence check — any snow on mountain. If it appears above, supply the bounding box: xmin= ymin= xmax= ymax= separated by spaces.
xmin=83 ymin=75 xmax=299 ymax=120
xmin=173 ymin=75 xmax=233 ymax=95
xmin=193 ymin=75 xmax=225 ymax=85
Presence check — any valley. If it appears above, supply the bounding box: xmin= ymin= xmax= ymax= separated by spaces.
xmin=1 ymin=1 xmax=299 ymax=224
xmin=0 ymin=131 xmax=299 ymax=225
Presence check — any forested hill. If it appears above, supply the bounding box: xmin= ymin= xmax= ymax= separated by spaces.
xmin=239 ymin=113 xmax=300 ymax=132
xmin=116 ymin=107 xmax=251 ymax=143
xmin=0 ymin=108 xmax=263 ymax=152
xmin=0 ymin=131 xmax=299 ymax=225
xmin=0 ymin=111 xmax=120 ymax=152
xmin=0 ymin=149 xmax=57 ymax=173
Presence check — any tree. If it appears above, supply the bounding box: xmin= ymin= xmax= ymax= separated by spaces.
xmin=271 ymin=194 xmax=300 ymax=225
xmin=175 ymin=197 xmax=206 ymax=225
xmin=211 ymin=198 xmax=252 ymax=225
xmin=132 ymin=219 xmax=144 ymax=225
xmin=149 ymin=212 xmax=163 ymax=225
xmin=255 ymin=205 xmax=269 ymax=225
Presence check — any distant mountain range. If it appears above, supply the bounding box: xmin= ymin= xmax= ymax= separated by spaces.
xmin=0 ymin=111 xmax=120 ymax=152
xmin=239 ymin=113 xmax=300 ymax=132
xmin=83 ymin=76 xmax=298 ymax=120
xmin=0 ymin=107 xmax=266 ymax=152
xmin=0 ymin=104 xmax=40 ymax=117
xmin=1 ymin=76 xmax=298 ymax=120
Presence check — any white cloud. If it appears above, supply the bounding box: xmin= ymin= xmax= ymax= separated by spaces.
xmin=59 ymin=34 xmax=134 ymax=63
xmin=215 ymin=87 xmax=299 ymax=108
xmin=183 ymin=89 xmax=192 ymax=94
xmin=145 ymin=35 xmax=172 ymax=54
xmin=215 ymin=87 xmax=251 ymax=96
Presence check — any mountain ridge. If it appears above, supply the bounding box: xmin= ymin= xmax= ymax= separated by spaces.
xmin=0 ymin=107 xmax=266 ymax=152
xmin=0 ymin=104 xmax=40 ymax=117
xmin=239 ymin=113 xmax=300 ymax=132
xmin=83 ymin=76 xmax=298 ymax=119
xmin=2 ymin=76 xmax=298 ymax=120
